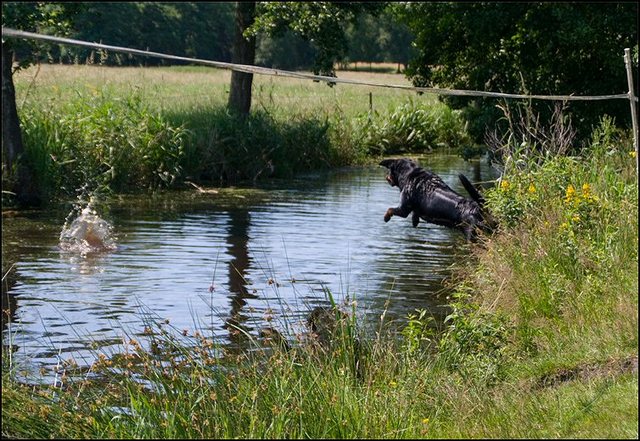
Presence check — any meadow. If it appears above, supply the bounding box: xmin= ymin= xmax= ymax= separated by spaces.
xmin=2 ymin=64 xmax=638 ymax=438
xmin=14 ymin=63 xmax=419 ymax=117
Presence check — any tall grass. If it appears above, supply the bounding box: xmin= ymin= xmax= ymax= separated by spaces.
xmin=354 ymin=98 xmax=473 ymax=155
xmin=469 ymin=115 xmax=638 ymax=365
xmin=20 ymin=87 xmax=188 ymax=198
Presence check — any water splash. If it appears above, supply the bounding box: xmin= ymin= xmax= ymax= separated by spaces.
xmin=59 ymin=198 xmax=117 ymax=255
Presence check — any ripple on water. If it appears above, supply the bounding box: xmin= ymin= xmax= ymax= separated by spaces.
xmin=3 ymin=156 xmax=499 ymax=379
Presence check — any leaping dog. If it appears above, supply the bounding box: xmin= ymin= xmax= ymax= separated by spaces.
xmin=380 ymin=158 xmax=495 ymax=242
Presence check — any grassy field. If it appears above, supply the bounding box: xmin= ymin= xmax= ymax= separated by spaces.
xmin=14 ymin=63 xmax=426 ymax=118
xmin=3 ymin=64 xmax=638 ymax=438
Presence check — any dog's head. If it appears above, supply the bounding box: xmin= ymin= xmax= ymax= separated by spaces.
xmin=379 ymin=158 xmax=418 ymax=188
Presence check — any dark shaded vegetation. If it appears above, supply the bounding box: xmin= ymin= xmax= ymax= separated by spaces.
xmin=397 ymin=2 xmax=638 ymax=144
xmin=166 ymin=106 xmax=339 ymax=186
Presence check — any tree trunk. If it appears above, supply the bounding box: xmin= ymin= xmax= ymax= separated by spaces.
xmin=227 ymin=1 xmax=256 ymax=116
xmin=1 ymin=43 xmax=39 ymax=206
xmin=2 ymin=43 xmax=22 ymax=176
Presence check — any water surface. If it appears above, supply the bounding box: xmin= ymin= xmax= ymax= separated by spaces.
xmin=2 ymin=154 xmax=497 ymax=378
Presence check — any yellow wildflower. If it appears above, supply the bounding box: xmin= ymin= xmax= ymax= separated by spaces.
xmin=572 ymin=214 xmax=580 ymax=222
xmin=564 ymin=184 xmax=576 ymax=203
xmin=581 ymin=183 xmax=591 ymax=198
xmin=630 ymin=151 xmax=637 ymax=158
xmin=500 ymin=180 xmax=510 ymax=191
xmin=422 ymin=418 xmax=430 ymax=425
xmin=527 ymin=183 xmax=536 ymax=194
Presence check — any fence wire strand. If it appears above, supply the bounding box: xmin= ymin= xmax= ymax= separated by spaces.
xmin=3 ymin=27 xmax=636 ymax=103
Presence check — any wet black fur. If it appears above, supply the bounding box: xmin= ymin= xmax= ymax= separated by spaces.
xmin=380 ymin=158 xmax=494 ymax=242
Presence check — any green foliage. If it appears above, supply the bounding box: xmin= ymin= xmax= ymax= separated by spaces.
xmin=2 ymin=2 xmax=81 ymax=70
xmin=485 ymin=176 xmax=540 ymax=228
xmin=400 ymin=309 xmax=435 ymax=355
xmin=166 ymin=106 xmax=339 ymax=185
xmin=249 ymin=2 xmax=386 ymax=77
xmin=355 ymin=99 xmax=472 ymax=155
xmin=345 ymin=8 xmax=415 ymax=69
xmin=486 ymin=113 xmax=635 ymax=231
xmin=20 ymin=87 xmax=188 ymax=197
xmin=438 ymin=290 xmax=513 ymax=384
xmin=50 ymin=3 xmax=235 ymax=66
xmin=478 ymin=115 xmax=637 ymax=359
xmin=486 ymin=101 xmax=577 ymax=170
xmin=255 ymin=29 xmax=317 ymax=71
xmin=396 ymin=2 xmax=639 ymax=142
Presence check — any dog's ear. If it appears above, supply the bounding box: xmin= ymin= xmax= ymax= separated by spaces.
xmin=404 ymin=158 xmax=418 ymax=167
xmin=379 ymin=159 xmax=395 ymax=168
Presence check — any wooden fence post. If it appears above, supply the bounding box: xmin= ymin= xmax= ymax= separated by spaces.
xmin=623 ymin=48 xmax=638 ymax=177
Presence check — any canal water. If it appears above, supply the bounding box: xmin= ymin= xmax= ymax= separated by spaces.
xmin=2 ymin=154 xmax=497 ymax=379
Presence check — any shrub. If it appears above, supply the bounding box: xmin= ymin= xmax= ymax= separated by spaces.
xmin=20 ymin=87 xmax=188 ymax=198
xmin=354 ymin=99 xmax=472 ymax=155
xmin=172 ymin=107 xmax=339 ymax=185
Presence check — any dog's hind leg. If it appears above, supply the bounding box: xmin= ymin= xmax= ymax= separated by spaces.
xmin=462 ymin=224 xmax=475 ymax=242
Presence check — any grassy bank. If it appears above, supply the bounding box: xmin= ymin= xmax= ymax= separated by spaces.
xmin=5 ymin=64 xmax=472 ymax=205
xmin=2 ymin=116 xmax=637 ymax=438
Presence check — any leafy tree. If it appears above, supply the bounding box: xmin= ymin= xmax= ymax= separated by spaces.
xmin=347 ymin=14 xmax=384 ymax=67
xmin=346 ymin=7 xmax=415 ymax=72
xmin=255 ymin=29 xmax=316 ymax=71
xmin=375 ymin=7 xmax=415 ymax=73
xmin=177 ymin=2 xmax=234 ymax=62
xmin=69 ymin=3 xmax=234 ymax=66
xmin=2 ymin=2 xmax=81 ymax=206
xmin=229 ymin=1 xmax=386 ymax=115
xmin=396 ymin=2 xmax=639 ymax=144
xmin=249 ymin=2 xmax=386 ymax=78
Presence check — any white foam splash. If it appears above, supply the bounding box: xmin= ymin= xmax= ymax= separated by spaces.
xmin=59 ymin=203 xmax=117 ymax=255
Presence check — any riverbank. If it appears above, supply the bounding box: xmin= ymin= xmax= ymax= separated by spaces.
xmin=4 ymin=64 xmax=474 ymax=208
xmin=3 ymin=115 xmax=637 ymax=438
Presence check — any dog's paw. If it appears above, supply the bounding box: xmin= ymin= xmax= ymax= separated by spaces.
xmin=412 ymin=213 xmax=420 ymax=228
xmin=384 ymin=208 xmax=393 ymax=222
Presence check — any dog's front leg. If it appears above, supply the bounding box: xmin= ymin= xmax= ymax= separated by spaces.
xmin=384 ymin=201 xmax=413 ymax=223
xmin=411 ymin=212 xmax=421 ymax=227
xmin=384 ymin=190 xmax=414 ymax=223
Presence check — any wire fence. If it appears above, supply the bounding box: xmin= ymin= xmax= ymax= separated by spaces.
xmin=2 ymin=27 xmax=636 ymax=102
xmin=2 ymin=27 xmax=638 ymax=169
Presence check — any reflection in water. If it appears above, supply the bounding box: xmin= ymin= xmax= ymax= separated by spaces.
xmin=2 ymin=155 xmax=499 ymax=378
xmin=223 ymin=209 xmax=257 ymax=346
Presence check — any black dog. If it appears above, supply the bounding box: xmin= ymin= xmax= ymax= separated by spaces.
xmin=380 ymin=158 xmax=494 ymax=241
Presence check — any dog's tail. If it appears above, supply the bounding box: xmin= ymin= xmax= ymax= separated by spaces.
xmin=459 ymin=173 xmax=499 ymax=235
xmin=458 ymin=174 xmax=485 ymax=206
